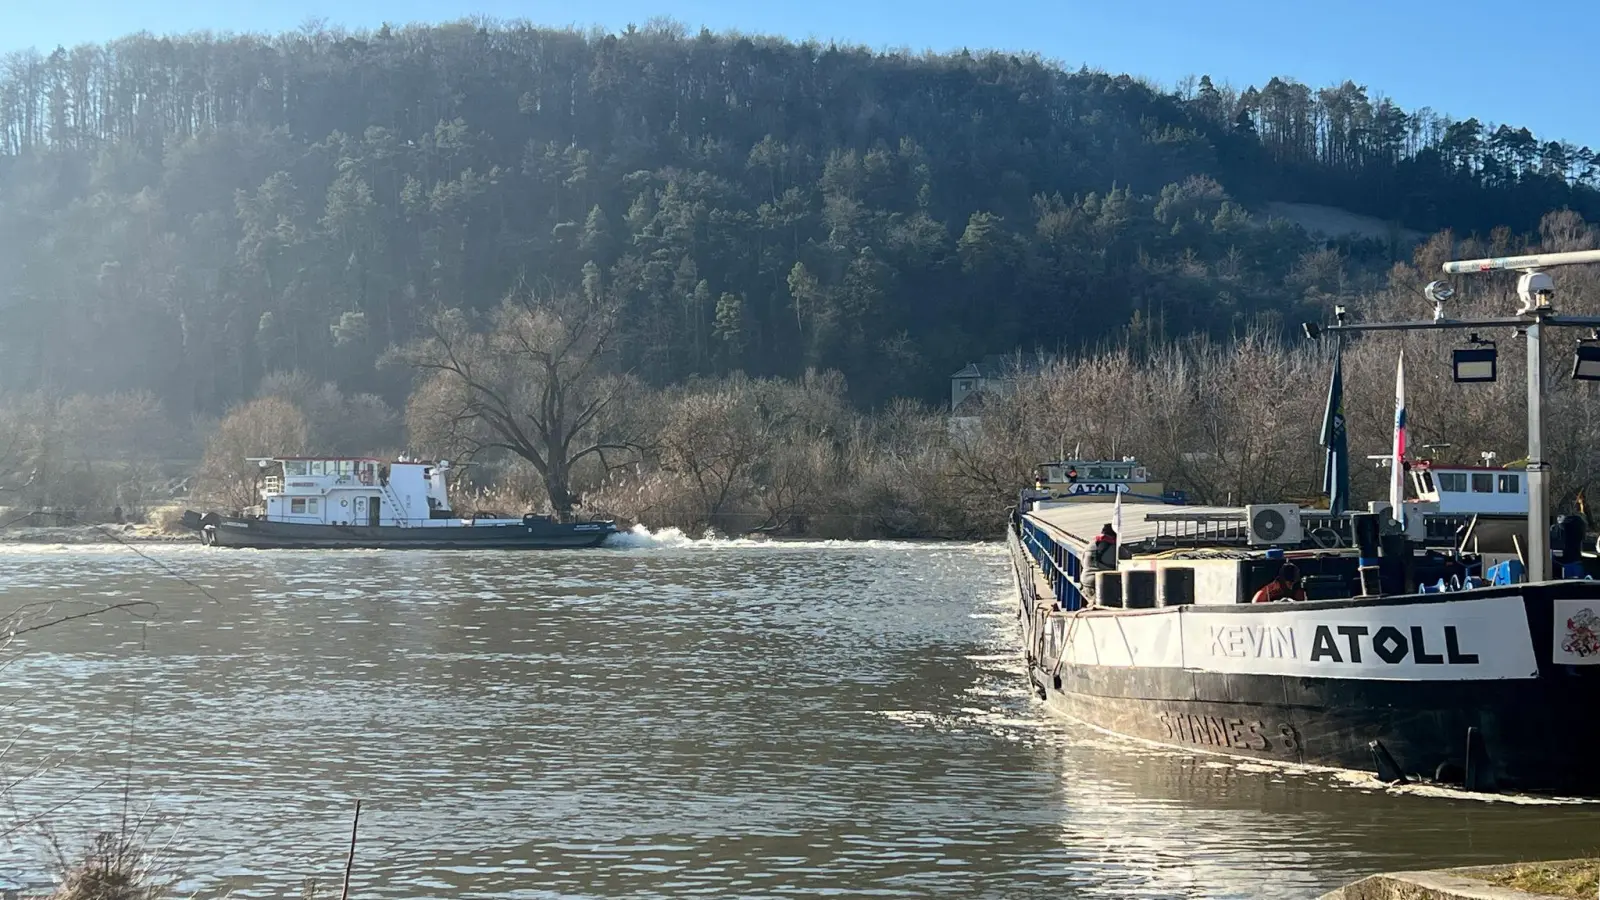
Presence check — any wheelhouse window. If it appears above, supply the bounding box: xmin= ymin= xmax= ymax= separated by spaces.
xmin=1438 ymin=473 xmax=1468 ymax=493
xmin=284 ymin=461 xmax=309 ymax=476
xmin=1471 ymin=473 xmax=1493 ymax=493
xmin=1497 ymin=473 xmax=1521 ymax=494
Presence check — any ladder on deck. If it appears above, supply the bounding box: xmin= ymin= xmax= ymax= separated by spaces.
xmin=377 ymin=479 xmax=410 ymax=527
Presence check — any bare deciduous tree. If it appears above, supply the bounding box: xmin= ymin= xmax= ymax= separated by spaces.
xmin=400 ymin=292 xmax=641 ymax=520
xmin=658 ymin=380 xmax=771 ymax=525
xmin=193 ymin=397 xmax=310 ymax=511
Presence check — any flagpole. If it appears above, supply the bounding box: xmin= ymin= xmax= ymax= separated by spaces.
xmin=1390 ymin=350 xmax=1406 ymax=529
xmin=1320 ymin=337 xmax=1349 ymax=517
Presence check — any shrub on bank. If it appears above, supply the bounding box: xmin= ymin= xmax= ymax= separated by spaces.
xmin=49 ymin=832 xmax=168 ymax=900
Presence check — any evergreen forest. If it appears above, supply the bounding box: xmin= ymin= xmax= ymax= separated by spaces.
xmin=3 ymin=19 xmax=1600 ymax=530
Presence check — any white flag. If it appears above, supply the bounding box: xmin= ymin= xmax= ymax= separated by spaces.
xmin=1390 ymin=350 xmax=1407 ymax=528
xmin=1113 ymin=484 xmax=1124 ymax=537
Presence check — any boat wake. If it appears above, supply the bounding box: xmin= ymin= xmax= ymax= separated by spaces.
xmin=602 ymin=523 xmax=1001 ymax=554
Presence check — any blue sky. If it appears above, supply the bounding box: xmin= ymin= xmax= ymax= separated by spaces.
xmin=8 ymin=0 xmax=1599 ymax=149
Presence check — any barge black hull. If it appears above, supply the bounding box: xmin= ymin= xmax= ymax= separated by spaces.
xmin=1007 ymin=527 xmax=1600 ymax=796
xmin=184 ymin=512 xmax=614 ymax=550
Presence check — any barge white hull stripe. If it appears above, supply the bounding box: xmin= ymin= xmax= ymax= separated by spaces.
xmin=1049 ymin=596 xmax=1538 ymax=681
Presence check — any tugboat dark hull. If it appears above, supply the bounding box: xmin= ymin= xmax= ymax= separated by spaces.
xmin=1008 ymin=525 xmax=1600 ymax=796
xmin=181 ymin=511 xmax=615 ymax=550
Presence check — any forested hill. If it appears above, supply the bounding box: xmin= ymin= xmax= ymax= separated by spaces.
xmin=1 ymin=21 xmax=1597 ymax=415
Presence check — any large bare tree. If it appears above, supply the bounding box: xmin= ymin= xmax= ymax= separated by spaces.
xmin=193 ymin=396 xmax=311 ymax=511
xmin=400 ymin=291 xmax=640 ymax=519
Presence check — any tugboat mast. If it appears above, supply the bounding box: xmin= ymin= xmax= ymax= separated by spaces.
xmin=1304 ymin=247 xmax=1600 ymax=583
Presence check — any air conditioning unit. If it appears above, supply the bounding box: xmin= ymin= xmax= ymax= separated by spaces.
xmin=1246 ymin=504 xmax=1304 ymax=546
xmin=1403 ymin=500 xmax=1436 ymax=543
xmin=1369 ymin=500 xmax=1398 ymax=531
xmin=1372 ymin=499 xmax=1430 ymax=542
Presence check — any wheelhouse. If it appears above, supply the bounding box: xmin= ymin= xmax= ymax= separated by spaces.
xmin=1410 ymin=461 xmax=1528 ymax=516
xmin=1027 ymin=458 xmax=1183 ymax=506
xmin=251 ymin=456 xmax=461 ymax=527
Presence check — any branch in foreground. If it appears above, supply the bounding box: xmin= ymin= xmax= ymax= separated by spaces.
xmin=3 ymin=601 xmax=158 ymax=642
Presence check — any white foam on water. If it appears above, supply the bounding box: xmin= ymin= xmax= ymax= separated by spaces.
xmin=1324 ymin=769 xmax=1600 ymax=805
xmin=601 ymin=522 xmax=994 ymax=554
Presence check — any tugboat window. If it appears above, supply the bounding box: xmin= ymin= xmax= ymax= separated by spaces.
xmin=1438 ymin=473 xmax=1468 ymax=493
xmin=306 ymin=498 xmax=319 ymax=514
xmin=285 ymin=461 xmax=308 ymax=476
xmin=1498 ymin=474 xmax=1520 ymax=493
xmin=291 ymin=499 xmax=307 ymax=513
xmin=1471 ymin=473 xmax=1493 ymax=493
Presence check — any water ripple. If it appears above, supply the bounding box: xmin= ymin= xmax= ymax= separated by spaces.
xmin=0 ymin=541 xmax=1596 ymax=899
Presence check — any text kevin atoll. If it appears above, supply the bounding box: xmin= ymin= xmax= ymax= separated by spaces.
xmin=1049 ymin=597 xmax=1541 ymax=680
xmin=1207 ymin=623 xmax=1480 ymax=665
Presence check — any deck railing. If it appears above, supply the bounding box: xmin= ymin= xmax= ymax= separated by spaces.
xmin=1013 ymin=510 xmax=1086 ymax=611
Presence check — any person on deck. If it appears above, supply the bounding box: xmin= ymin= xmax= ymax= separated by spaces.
xmin=1088 ymin=523 xmax=1117 ymax=570
xmin=1066 ymin=466 xmax=1079 ymax=484
xmin=1252 ymin=562 xmax=1307 ymax=603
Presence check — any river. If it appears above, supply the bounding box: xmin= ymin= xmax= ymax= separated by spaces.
xmin=0 ymin=532 xmax=1595 ymax=899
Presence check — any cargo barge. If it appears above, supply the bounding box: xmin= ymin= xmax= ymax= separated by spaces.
xmin=1007 ymin=458 xmax=1600 ymax=795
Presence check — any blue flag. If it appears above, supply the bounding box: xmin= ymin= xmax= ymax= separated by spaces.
xmin=1321 ymin=351 xmax=1349 ymax=515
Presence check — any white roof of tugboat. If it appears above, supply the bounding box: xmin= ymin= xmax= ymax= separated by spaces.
xmin=247 ymin=456 xmax=453 ymax=466
xmin=250 ymin=456 xmax=384 ymax=462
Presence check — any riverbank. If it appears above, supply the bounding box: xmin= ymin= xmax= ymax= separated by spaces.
xmin=0 ymin=523 xmax=191 ymax=544
xmin=1322 ymin=859 xmax=1598 ymax=899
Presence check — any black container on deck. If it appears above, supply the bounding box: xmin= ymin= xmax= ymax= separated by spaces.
xmin=1123 ymin=570 xmax=1156 ymax=608
xmin=1095 ymin=571 xmax=1123 ymax=607
xmin=1158 ymin=567 xmax=1195 ymax=606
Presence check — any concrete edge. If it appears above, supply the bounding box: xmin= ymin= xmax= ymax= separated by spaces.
xmin=1319 ymin=860 xmax=1597 ymax=900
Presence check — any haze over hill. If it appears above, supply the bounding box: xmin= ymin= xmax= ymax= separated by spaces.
xmin=0 ymin=18 xmax=1598 ymax=533
xmin=1 ymin=19 xmax=1597 ymax=417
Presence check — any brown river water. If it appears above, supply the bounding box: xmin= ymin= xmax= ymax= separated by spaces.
xmin=0 ymin=531 xmax=1595 ymax=899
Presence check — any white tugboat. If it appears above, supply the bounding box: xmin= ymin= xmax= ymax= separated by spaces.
xmin=181 ymin=456 xmax=616 ymax=549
